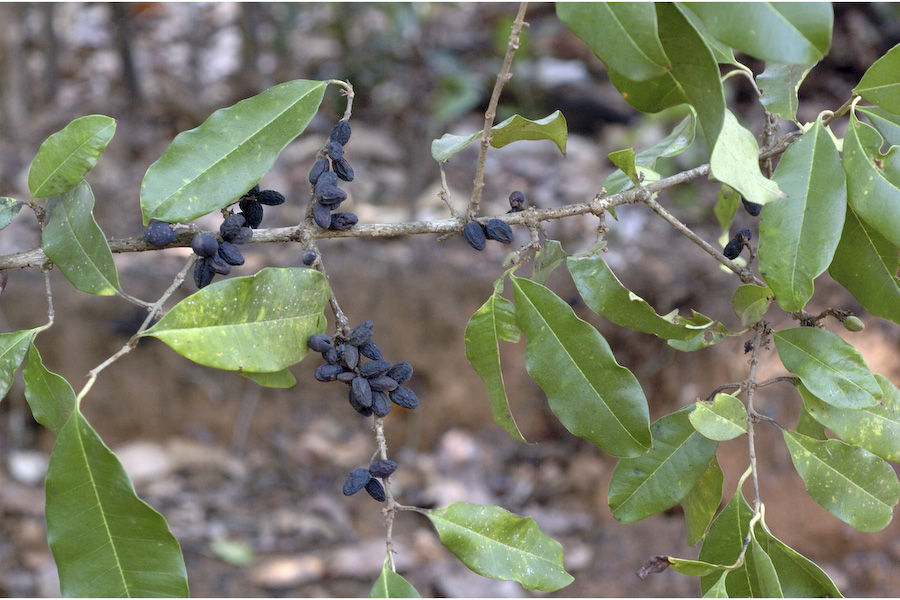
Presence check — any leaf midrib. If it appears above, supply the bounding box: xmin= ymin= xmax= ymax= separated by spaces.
xmin=776 ymin=332 xmax=876 ymax=400
xmin=33 ymin=120 xmax=115 ymax=196
xmin=51 ymin=193 xmax=119 ymax=292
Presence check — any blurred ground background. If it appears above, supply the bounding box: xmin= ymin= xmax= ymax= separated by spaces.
xmin=1 ymin=3 xmax=900 ymax=597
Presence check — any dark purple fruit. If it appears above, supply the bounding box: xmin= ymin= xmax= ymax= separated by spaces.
xmin=348 ymin=388 xmax=374 ymax=416
xmin=368 ymin=375 xmax=398 ymax=392
xmin=143 ymin=220 xmax=176 ymax=247
xmin=723 ymin=237 xmax=743 ymax=259
xmin=742 ymin=198 xmax=762 ymax=216
xmin=315 ymin=185 xmax=347 ymax=206
xmin=372 ymin=391 xmax=391 ymax=417
xmin=313 ymin=201 xmax=333 ymax=229
xmin=508 ymin=190 xmax=526 ymax=212
xmin=325 ymin=140 xmax=344 ymax=160
xmin=351 ymin=376 xmax=373 ymax=408
xmin=385 ymin=361 xmax=412 ymax=385
xmin=315 ymin=363 xmax=344 ymax=382
xmin=301 ymin=249 xmax=317 ymax=266
xmin=359 ymin=341 xmax=383 ymax=361
xmin=737 ymin=228 xmax=753 ymax=242
xmin=329 ymin=212 xmax=358 ymax=230
xmin=191 ymin=233 xmax=219 ymax=258
xmin=463 ymin=221 xmax=486 ymax=251
xmin=308 ymin=158 xmax=330 ymax=186
xmin=323 ymin=346 xmax=339 ymax=365
xmin=389 ymin=386 xmax=419 ymax=409
xmin=359 ymin=360 xmax=392 ymax=378
xmin=343 ymin=344 xmax=359 ymax=369
xmin=230 ymin=226 xmax=253 ymax=245
xmin=365 ymin=478 xmax=386 ymax=502
xmin=332 ymin=157 xmax=354 ymax=182
xmin=336 ymin=371 xmax=356 ymax=384
xmin=241 ymin=185 xmax=260 ymax=200
xmin=330 ymin=120 xmax=351 ymax=145
xmin=258 ymin=190 xmax=285 ymax=206
xmin=219 ymin=213 xmax=246 ymax=241
xmin=218 ymin=241 xmax=245 ymax=266
xmin=241 ymin=201 xmax=264 ymax=228
xmin=307 ymin=333 xmax=333 ymax=353
xmin=369 ymin=459 xmax=398 ymax=478
xmin=193 ymin=258 xmax=215 ymax=288
xmin=208 ymin=254 xmax=231 ymax=275
xmin=348 ymin=321 xmax=374 ymax=346
xmin=342 ymin=467 xmax=370 ymax=496
xmin=484 ymin=218 xmax=513 ymax=244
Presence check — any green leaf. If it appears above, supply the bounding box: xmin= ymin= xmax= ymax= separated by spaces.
xmin=674 ymin=5 xmax=741 ymax=67
xmin=710 ymin=110 xmax=785 ymax=206
xmin=748 ymin=537 xmax=784 ymax=598
xmin=800 ymin=376 xmax=900 ymax=462
xmin=556 ymin=3 xmax=669 ymax=81
xmin=465 ymin=286 xmax=526 ymax=443
xmin=713 ymin=185 xmax=740 ymax=237
xmin=842 ymin=111 xmax=900 ymax=247
xmin=667 ymin=556 xmax=729 ymax=577
xmin=531 ymin=240 xmax=567 ymax=285
xmin=756 ymin=517 xmax=843 ymax=597
xmin=209 ymin=538 xmax=254 ymax=567
xmin=758 ymin=118 xmax=846 ymax=312
xmin=757 ymin=62 xmax=816 ymax=122
xmin=854 ymin=42 xmax=900 ymax=112
xmin=22 ymin=343 xmax=76 ymax=434
xmin=828 ymin=203 xmax=900 ymax=324
xmin=140 ymin=79 xmax=326 ymax=224
xmin=773 ymin=327 xmax=881 ymax=409
xmin=241 ymin=369 xmax=297 ymax=389
xmin=0 ymin=328 xmax=38 ymax=400
xmin=782 ymin=430 xmax=899 ymax=532
xmin=425 ymin=502 xmax=573 ymax=592
xmin=704 ymin=572 xmax=730 ymax=597
xmin=607 ymin=148 xmax=639 ymax=184
xmin=0 ymin=196 xmax=23 ymax=231
xmin=511 ymin=275 xmax=651 ymax=457
xmin=431 ymin=111 xmax=567 ymax=163
xmin=607 ymin=68 xmax=686 ymax=114
xmin=690 ymin=394 xmax=747 ymax=441
xmin=42 ymin=181 xmax=120 ymax=295
xmin=666 ymin=313 xmax=733 ymax=352
xmin=369 ymin=564 xmax=421 ymax=598
xmin=608 ymin=407 xmax=718 ymax=523
xmin=858 ymin=105 xmax=900 ymax=146
xmin=568 ymin=252 xmax=718 ymax=344
xmin=28 ymin=115 xmax=116 ymax=198
xmin=46 ymin=411 xmax=188 ymax=596
xmin=143 ymin=267 xmax=329 ymax=372
xmin=731 ymin=284 xmax=773 ymax=327
xmin=682 ymin=456 xmax=724 ymax=546
xmin=796 ymin=405 xmax=827 ymax=440
xmin=682 ymin=3 xmax=832 ymax=64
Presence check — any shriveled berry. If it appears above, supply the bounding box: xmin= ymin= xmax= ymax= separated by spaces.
xmin=723 ymin=237 xmax=743 ymax=260
xmin=342 ymin=467 xmax=370 ymax=496
xmin=191 ymin=233 xmax=219 ymax=258
xmin=390 ymin=386 xmax=419 ymax=409
xmin=372 ymin=391 xmax=391 ymax=417
xmin=385 ymin=361 xmax=413 ymax=384
xmin=343 ymin=344 xmax=360 ymax=369
xmin=369 ymin=459 xmax=398 ymax=478
xmin=365 ymin=478 xmax=386 ymax=502
xmin=193 ymin=258 xmax=215 ymax=288
xmin=508 ymin=190 xmax=526 ymax=212
xmin=742 ymin=198 xmax=762 ymax=216
xmin=463 ymin=221 xmax=486 ymax=251
xmin=484 ymin=218 xmax=513 ymax=244
xmin=315 ymin=363 xmax=344 ymax=382
xmin=332 ymin=157 xmax=355 ymax=182
xmin=307 ymin=333 xmax=333 ymax=352
xmin=351 ymin=376 xmax=373 ymax=408
xmin=143 ymin=220 xmax=176 ymax=247
xmin=258 ymin=189 xmax=285 ymax=206
xmin=220 ymin=213 xmax=246 ymax=241
xmin=330 ymin=120 xmax=352 ymax=145
xmin=208 ymin=254 xmax=231 ymax=275
xmin=301 ymin=249 xmax=317 ymax=266
xmin=325 ymin=140 xmax=344 ymax=160
xmin=359 ymin=359 xmax=392 ymax=378
xmin=241 ymin=201 xmax=264 ymax=228
xmin=218 ymin=241 xmax=245 ymax=266
xmin=348 ymin=388 xmax=374 ymax=416
xmin=241 ymin=185 xmax=260 ymax=200
xmin=313 ymin=201 xmax=333 ymax=229
xmin=737 ymin=228 xmax=753 ymax=242
xmin=230 ymin=226 xmax=253 ymax=245
xmin=329 ymin=212 xmax=358 ymax=230
xmin=336 ymin=371 xmax=356 ymax=384
xmin=308 ymin=158 xmax=330 ymax=185
xmin=348 ymin=321 xmax=374 ymax=346
xmin=315 ymin=184 xmax=347 ymax=206
xmin=323 ymin=346 xmax=339 ymax=365
xmin=368 ymin=375 xmax=399 ymax=392
xmin=359 ymin=341 xmax=383 ymax=361
xmin=843 ymin=315 xmax=865 ymax=332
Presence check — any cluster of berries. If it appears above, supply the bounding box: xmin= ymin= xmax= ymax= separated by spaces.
xmin=342 ymin=459 xmax=398 ymax=502
xmin=461 ymin=190 xmax=523 ymax=251
xmin=723 ymin=228 xmax=753 ymax=260
xmin=308 ymin=120 xmax=358 ymax=231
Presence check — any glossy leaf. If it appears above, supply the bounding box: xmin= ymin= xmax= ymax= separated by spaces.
xmin=666 ymin=556 xmax=728 ymax=577
xmin=370 ymin=564 xmax=421 ymax=598
xmin=28 ymin=115 xmax=116 ymax=198
xmin=22 ymin=343 xmax=76 ymax=434
xmin=425 ymin=502 xmax=573 ymax=592
xmin=241 ymin=369 xmax=297 ymax=389
xmin=854 ymin=42 xmax=900 ymax=112
xmin=569 ymin=252 xmax=718 ymax=344
xmin=758 ymin=118 xmax=846 ymax=311
xmin=731 ymin=284 xmax=773 ymax=327
xmin=748 ymin=538 xmax=784 ymax=598
xmin=607 ymin=68 xmax=686 ymax=114
xmin=710 ymin=110 xmax=785 ymax=206
xmin=704 ymin=572 xmax=729 ymax=597
xmin=773 ymin=327 xmax=880 ymax=409
xmin=690 ymin=393 xmax=747 ymax=441
xmin=783 ymin=430 xmax=899 ymax=531
xmin=465 ymin=285 xmax=526 ymax=443
xmin=607 ymin=148 xmax=638 ymax=184
xmin=46 ymin=411 xmax=188 ymax=596
xmin=828 ymin=203 xmax=900 ymax=324
xmin=757 ymin=62 xmax=815 ymax=122
xmin=141 ymin=79 xmax=326 ymax=224
xmin=431 ymin=111 xmax=567 ymax=163
xmin=556 ymin=3 xmax=669 ymax=81
xmin=682 ymin=456 xmax=724 ymax=546
xmin=842 ymin=112 xmax=900 ymax=247
xmin=511 ymin=275 xmax=651 ymax=457
xmin=42 ymin=181 xmax=120 ymax=295
xmin=800 ymin=376 xmax=900 ymax=462
xmin=0 ymin=196 xmax=23 ymax=231
xmin=531 ymin=240 xmax=566 ymax=285
xmin=858 ymin=105 xmax=900 ymax=146
xmin=0 ymin=328 xmax=38 ymax=400
xmin=756 ymin=517 xmax=843 ymax=597
xmin=683 ymin=3 xmax=832 ymax=64
xmin=674 ymin=5 xmax=741 ymax=67
xmin=143 ymin=267 xmax=329 ymax=372
xmin=796 ymin=405 xmax=827 ymax=440
xmin=608 ymin=408 xmax=718 ymax=523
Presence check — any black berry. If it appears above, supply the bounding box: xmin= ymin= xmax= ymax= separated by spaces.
xmin=359 ymin=360 xmax=392 ymax=378
xmin=330 ymin=120 xmax=352 ymax=145
xmin=332 ymin=157 xmax=355 ymax=182
xmin=369 ymin=459 xmax=398 ymax=478
xmin=348 ymin=321 xmax=374 ymax=346
xmin=385 ymin=361 xmax=413 ymax=385
xmin=193 ymin=258 xmax=215 ymax=288
xmin=389 ymin=386 xmax=419 ymax=409
xmin=240 ymin=201 xmax=264 ymax=228
xmin=301 ymin=249 xmax=317 ymax=266
xmin=508 ymin=190 xmax=526 ymax=212
xmin=359 ymin=341 xmax=383 ymax=361
xmin=484 ymin=218 xmax=513 ymax=244
xmin=307 ymin=333 xmax=333 ymax=353
xmin=313 ymin=201 xmax=333 ymax=229
xmin=372 ymin=391 xmax=391 ymax=417
xmin=329 ymin=212 xmax=358 ymax=231
xmin=143 ymin=220 xmax=176 ymax=247
xmin=220 ymin=213 xmax=246 ymax=241
xmin=365 ymin=478 xmax=386 ymax=502
xmin=342 ymin=467 xmax=370 ymax=496
xmin=258 ymin=190 xmax=285 ymax=206
xmin=218 ymin=241 xmax=245 ymax=266
xmin=191 ymin=233 xmax=219 ymax=258
xmin=742 ymin=198 xmax=762 ymax=216
xmin=463 ymin=221 xmax=486 ymax=251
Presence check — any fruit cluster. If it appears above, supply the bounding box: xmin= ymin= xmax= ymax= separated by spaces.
xmin=342 ymin=459 xmax=398 ymax=502
xmin=461 ymin=190 xmax=521 ymax=251
xmin=723 ymin=228 xmax=753 ymax=260
xmin=308 ymin=120 xmax=358 ymax=231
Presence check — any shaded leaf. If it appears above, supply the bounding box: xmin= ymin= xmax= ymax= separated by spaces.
xmin=531 ymin=240 xmax=566 ymax=285
xmin=511 ymin=275 xmax=651 ymax=457
xmin=690 ymin=393 xmax=747 ymax=441
xmin=858 ymin=105 xmax=900 ymax=146
xmin=46 ymin=411 xmax=188 ymax=596
xmin=674 ymin=5 xmax=741 ymax=66
xmin=28 ymin=114 xmax=116 ymax=198
xmin=682 ymin=456 xmax=724 ymax=546
xmin=42 ymin=181 xmax=120 ymax=295
xmin=773 ymin=327 xmax=880 ymax=409
xmin=710 ymin=110 xmax=785 ymax=206
xmin=0 ymin=328 xmax=38 ymax=400
xmin=465 ymin=285 xmax=526 ymax=442
xmin=783 ymin=430 xmax=899 ymax=531
xmin=143 ymin=267 xmax=329 ymax=372
xmin=748 ymin=537 xmax=784 ymax=598
xmin=607 ymin=148 xmax=638 ymax=184
xmin=241 ymin=369 xmax=297 ymax=389
xmin=22 ymin=343 xmax=76 ymax=434
xmin=431 ymin=111 xmax=567 ymax=163
xmin=854 ymin=42 xmax=900 ymax=112
xmin=713 ymin=185 xmax=740 ymax=237
xmin=0 ymin=196 xmax=23 ymax=231
xmin=757 ymin=62 xmax=816 ymax=122
xmin=704 ymin=572 xmax=730 ymax=597
xmin=369 ymin=564 xmax=421 ymax=598
xmin=758 ymin=118 xmax=846 ymax=312
xmin=425 ymin=502 xmax=573 ymax=592
xmin=731 ymin=284 xmax=773 ymax=327
xmin=606 ymin=68 xmax=686 ymax=114
xmin=608 ymin=408 xmax=718 ymax=523
xmin=666 ymin=314 xmax=733 ymax=352
xmin=141 ymin=79 xmax=326 ymax=224
xmin=668 ymin=556 xmax=729 ymax=577
xmin=796 ymin=405 xmax=827 ymax=440
xmin=756 ymin=516 xmax=843 ymax=597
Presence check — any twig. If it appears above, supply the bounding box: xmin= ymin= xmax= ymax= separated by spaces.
xmin=823 ymin=93 xmax=857 ymax=127
xmin=744 ymin=322 xmax=768 ymax=512
xmin=328 ymin=79 xmax=355 ymax=121
xmin=467 ymin=1 xmax=528 ymax=220
xmin=42 ymin=268 xmax=55 ymax=328
xmin=374 ymin=417 xmax=399 ymax=571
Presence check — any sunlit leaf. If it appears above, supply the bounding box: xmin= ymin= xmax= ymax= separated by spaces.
xmin=607 ymin=148 xmax=639 ymax=184
xmin=682 ymin=457 xmax=724 ymax=546
xmin=690 ymin=393 xmax=747 ymax=441
xmin=757 ymin=62 xmax=816 ymax=122
xmin=531 ymin=240 xmax=567 ymax=285
xmin=748 ymin=537 xmax=784 ymax=597
xmin=0 ymin=328 xmax=38 ymax=400
xmin=28 ymin=114 xmax=116 ymax=198
xmin=710 ymin=110 xmax=785 ymax=206
xmin=22 ymin=343 xmax=76 ymax=434
xmin=369 ymin=564 xmax=421 ymax=598
xmin=857 ymin=105 xmax=900 ymax=146
xmin=731 ymin=284 xmax=773 ymax=327
xmin=0 ymin=197 xmax=23 ymax=232
xmin=713 ymin=185 xmax=740 ymax=237
xmin=241 ymin=369 xmax=297 ymax=389
xmin=854 ymin=42 xmax=900 ymax=112
xmin=431 ymin=111 xmax=567 ymax=163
